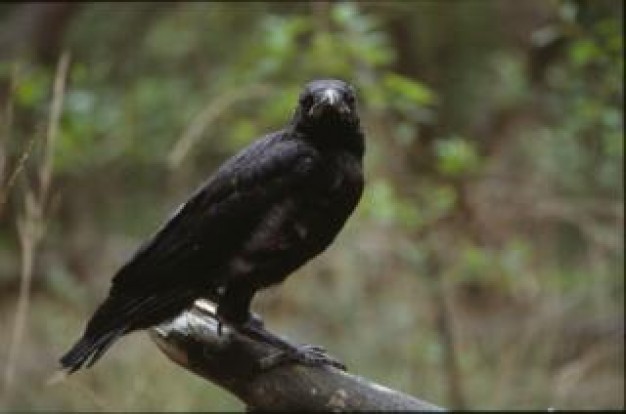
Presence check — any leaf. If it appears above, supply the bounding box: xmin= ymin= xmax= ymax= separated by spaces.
xmin=434 ymin=137 xmax=481 ymax=177
xmin=383 ymin=73 xmax=436 ymax=106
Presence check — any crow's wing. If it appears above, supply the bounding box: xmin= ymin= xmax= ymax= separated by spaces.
xmin=63 ymin=133 xmax=320 ymax=371
xmin=109 ymin=133 xmax=321 ymax=295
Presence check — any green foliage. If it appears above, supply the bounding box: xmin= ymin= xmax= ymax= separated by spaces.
xmin=383 ymin=73 xmax=436 ymax=107
xmin=450 ymin=240 xmax=532 ymax=287
xmin=14 ymin=66 xmax=51 ymax=110
xmin=434 ymin=137 xmax=481 ymax=177
xmin=362 ymin=178 xmax=421 ymax=229
xmin=528 ymin=2 xmax=624 ymax=199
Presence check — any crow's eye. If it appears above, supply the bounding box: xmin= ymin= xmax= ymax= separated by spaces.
xmin=345 ymin=94 xmax=355 ymax=105
xmin=299 ymin=94 xmax=314 ymax=107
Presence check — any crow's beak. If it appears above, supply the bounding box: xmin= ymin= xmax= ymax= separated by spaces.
xmin=321 ymin=89 xmax=340 ymax=107
xmin=309 ymin=88 xmax=350 ymax=118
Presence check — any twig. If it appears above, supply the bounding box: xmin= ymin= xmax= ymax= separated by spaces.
xmin=40 ymin=51 xmax=69 ymax=198
xmin=425 ymin=255 xmax=466 ymax=410
xmin=2 ymin=51 xmax=70 ymax=397
xmin=0 ymin=136 xmax=37 ymax=211
xmin=0 ymin=62 xmax=19 ymax=216
xmin=150 ymin=299 xmax=445 ymax=412
xmin=167 ymin=84 xmax=273 ymax=169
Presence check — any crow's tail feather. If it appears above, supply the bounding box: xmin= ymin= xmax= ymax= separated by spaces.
xmin=59 ymin=327 xmax=126 ymax=374
xmin=59 ymin=288 xmax=199 ymax=374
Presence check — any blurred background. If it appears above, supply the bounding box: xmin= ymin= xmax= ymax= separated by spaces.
xmin=0 ymin=1 xmax=623 ymax=411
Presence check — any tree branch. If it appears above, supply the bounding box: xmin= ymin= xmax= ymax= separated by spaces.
xmin=150 ymin=299 xmax=444 ymax=412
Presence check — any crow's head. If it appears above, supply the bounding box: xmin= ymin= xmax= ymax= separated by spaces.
xmin=292 ymin=79 xmax=360 ymax=134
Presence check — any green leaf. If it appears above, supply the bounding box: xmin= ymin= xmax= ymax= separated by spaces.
xmin=435 ymin=137 xmax=481 ymax=177
xmin=15 ymin=68 xmax=50 ymax=108
xmin=383 ymin=73 xmax=436 ymax=106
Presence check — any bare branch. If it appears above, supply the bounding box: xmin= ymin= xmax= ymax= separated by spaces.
xmin=167 ymin=84 xmax=273 ymax=169
xmin=40 ymin=51 xmax=70 ymax=199
xmin=2 ymin=51 xmax=70 ymax=398
xmin=150 ymin=300 xmax=444 ymax=412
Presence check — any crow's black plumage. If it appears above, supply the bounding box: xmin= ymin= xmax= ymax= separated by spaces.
xmin=60 ymin=79 xmax=365 ymax=373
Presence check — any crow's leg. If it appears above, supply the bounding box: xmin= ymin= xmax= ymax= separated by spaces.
xmin=215 ymin=284 xmax=263 ymax=336
xmin=217 ymin=283 xmax=345 ymax=371
xmin=217 ymin=312 xmax=264 ymax=336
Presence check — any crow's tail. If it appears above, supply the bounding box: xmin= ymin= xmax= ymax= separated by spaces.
xmin=59 ymin=327 xmax=126 ymax=374
xmin=59 ymin=288 xmax=199 ymax=374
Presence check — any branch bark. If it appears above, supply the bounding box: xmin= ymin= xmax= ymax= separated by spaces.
xmin=150 ymin=299 xmax=445 ymax=412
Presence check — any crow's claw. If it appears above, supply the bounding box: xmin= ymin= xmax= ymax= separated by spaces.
xmin=259 ymin=344 xmax=346 ymax=371
xmin=298 ymin=344 xmax=327 ymax=353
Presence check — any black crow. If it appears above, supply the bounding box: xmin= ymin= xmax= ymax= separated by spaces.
xmin=60 ymin=79 xmax=365 ymax=373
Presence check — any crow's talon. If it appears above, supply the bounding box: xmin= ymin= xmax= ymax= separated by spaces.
xmin=258 ymin=345 xmax=346 ymax=371
xmin=297 ymin=344 xmax=328 ymax=354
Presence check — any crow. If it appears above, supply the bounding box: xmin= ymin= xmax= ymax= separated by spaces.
xmin=60 ymin=79 xmax=365 ymax=373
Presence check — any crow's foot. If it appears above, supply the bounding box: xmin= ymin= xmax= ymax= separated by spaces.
xmin=258 ymin=343 xmax=346 ymax=371
xmin=229 ymin=317 xmax=345 ymax=371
